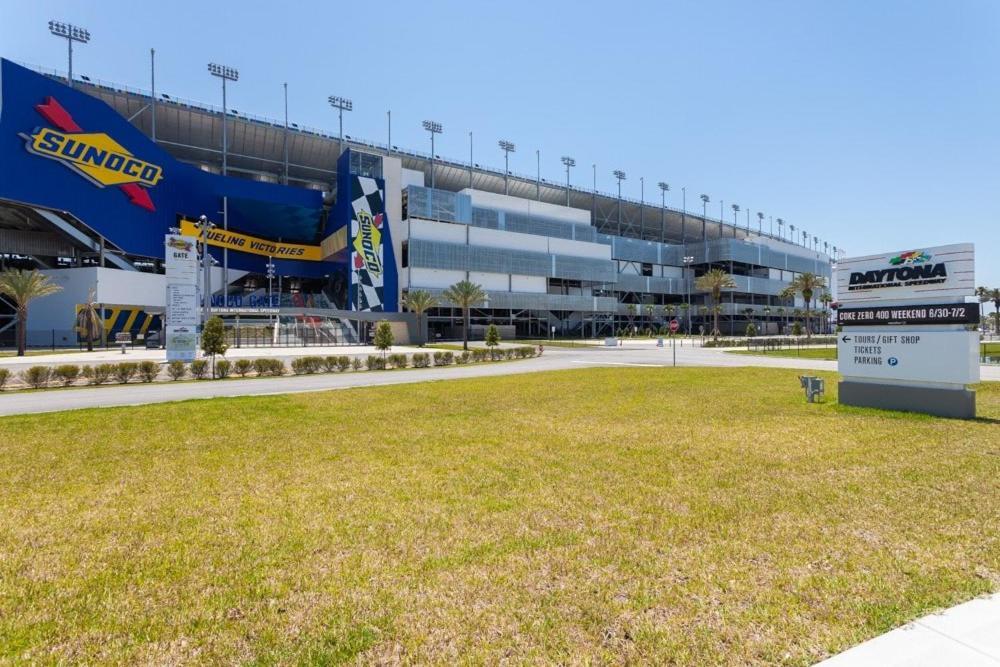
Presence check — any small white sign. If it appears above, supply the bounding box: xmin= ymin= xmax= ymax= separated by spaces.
xmin=165 ymin=325 xmax=198 ymax=362
xmin=838 ymin=329 xmax=979 ymax=385
xmin=165 ymin=283 xmax=199 ymax=327
xmin=836 ymin=243 xmax=974 ymax=304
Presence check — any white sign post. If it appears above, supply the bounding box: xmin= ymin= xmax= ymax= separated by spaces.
xmin=164 ymin=234 xmax=199 ymax=362
xmin=836 ymin=243 xmax=978 ymax=418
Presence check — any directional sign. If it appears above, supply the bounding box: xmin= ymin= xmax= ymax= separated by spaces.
xmin=837 ymin=302 xmax=979 ymax=327
xmin=838 ymin=329 xmax=979 ymax=385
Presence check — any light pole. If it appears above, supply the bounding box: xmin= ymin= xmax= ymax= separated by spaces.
xmin=469 ymin=131 xmax=474 ymax=189
xmin=535 ymin=149 xmax=541 ymax=200
xmin=208 ymin=63 xmax=239 ymax=177
xmin=265 ymin=258 xmax=276 ymax=323
xmin=658 ymin=182 xmax=670 ymax=243
xmin=48 ymin=21 xmax=89 ymax=88
xmin=498 ymin=140 xmax=516 ymax=195
xmin=328 ymin=95 xmax=352 ymax=158
xmin=681 ymin=187 xmax=687 ymax=242
xmin=561 ymin=156 xmax=575 ymax=206
xmin=282 ymin=83 xmax=289 ymax=184
xmin=802 ymin=230 xmax=808 ymax=246
xmin=196 ymin=215 xmax=216 ymax=327
xmin=613 ymin=170 xmax=626 ymax=236
xmin=757 ymin=211 xmax=765 ymax=236
xmin=699 ymin=194 xmax=710 ymax=241
xmin=592 ymin=163 xmax=597 ymax=222
xmin=777 ymin=218 xmax=784 ymax=241
xmin=789 ymin=223 xmax=796 ymax=244
xmin=422 ymin=120 xmax=442 ymax=189
xmin=731 ymin=204 xmax=740 ymax=237
xmin=683 ymin=255 xmax=695 ymax=334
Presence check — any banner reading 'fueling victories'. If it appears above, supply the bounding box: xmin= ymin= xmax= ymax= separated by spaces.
xmin=350 ymin=175 xmax=391 ymax=311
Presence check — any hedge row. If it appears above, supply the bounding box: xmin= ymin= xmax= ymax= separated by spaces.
xmin=0 ymin=346 xmax=539 ymax=390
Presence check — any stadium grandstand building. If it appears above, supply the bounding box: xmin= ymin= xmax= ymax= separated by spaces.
xmin=0 ymin=57 xmax=834 ymax=347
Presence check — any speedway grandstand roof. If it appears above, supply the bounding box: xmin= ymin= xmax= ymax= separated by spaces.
xmin=16 ymin=61 xmax=837 ymax=259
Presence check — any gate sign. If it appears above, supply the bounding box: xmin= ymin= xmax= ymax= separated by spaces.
xmin=838 ymin=330 xmax=979 ymax=385
xmin=836 ymin=243 xmax=974 ymax=304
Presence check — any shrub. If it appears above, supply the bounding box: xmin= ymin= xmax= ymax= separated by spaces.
xmin=412 ymin=352 xmax=430 ymax=368
xmin=190 ymin=359 xmax=209 ymax=379
xmin=336 ymin=356 xmax=351 ymax=372
xmin=253 ymin=358 xmax=271 ymax=377
xmin=234 ymin=359 xmax=253 ymax=377
xmin=504 ymin=348 xmax=516 ymax=360
xmin=323 ymin=356 xmax=340 ymax=373
xmin=455 ymin=351 xmax=471 ymax=364
xmin=388 ymin=353 xmax=408 ymax=369
xmin=433 ymin=351 xmax=454 ymax=366
xmin=351 ymin=357 xmax=363 ymax=371
xmin=53 ymin=364 xmax=81 ymax=386
xmin=0 ymin=368 xmax=9 ymax=390
xmin=114 ymin=362 xmax=139 ymax=384
xmin=366 ymin=355 xmax=386 ymax=371
xmin=471 ymin=348 xmax=488 ymax=363
xmin=138 ymin=360 xmax=159 ymax=383
xmin=291 ymin=357 xmax=310 ymax=375
xmin=167 ymin=360 xmax=186 ymax=381
xmin=21 ymin=366 xmax=51 ymax=389
xmin=215 ymin=358 xmax=232 ymax=379
xmin=306 ymin=356 xmax=324 ymax=374
xmin=91 ymin=364 xmax=113 ymax=385
xmin=267 ymin=359 xmax=286 ymax=376
xmin=746 ymin=323 xmax=757 ymax=337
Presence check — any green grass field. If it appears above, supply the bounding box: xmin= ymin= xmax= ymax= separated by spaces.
xmin=1 ymin=368 xmax=998 ymax=664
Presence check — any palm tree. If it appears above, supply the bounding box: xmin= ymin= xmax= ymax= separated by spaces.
xmin=75 ymin=287 xmax=104 ymax=352
xmin=694 ymin=268 xmax=737 ymax=339
xmin=775 ymin=306 xmax=785 ymax=334
xmin=0 ymin=269 xmax=62 ymax=356
xmin=779 ymin=272 xmax=827 ymax=340
xmin=989 ymin=287 xmax=1000 ymax=335
xmin=441 ymin=280 xmax=487 ymax=351
xmin=643 ymin=304 xmax=654 ymax=330
xmin=975 ymin=286 xmax=989 ymax=325
xmin=678 ymin=302 xmax=689 ymax=333
xmin=402 ymin=289 xmax=438 ymax=346
xmin=817 ymin=291 xmax=833 ymax=333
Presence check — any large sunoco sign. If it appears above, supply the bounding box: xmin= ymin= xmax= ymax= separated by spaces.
xmin=835 ymin=243 xmax=975 ymax=304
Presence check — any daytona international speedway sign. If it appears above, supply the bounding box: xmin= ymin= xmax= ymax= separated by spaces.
xmin=835 ymin=243 xmax=975 ymax=304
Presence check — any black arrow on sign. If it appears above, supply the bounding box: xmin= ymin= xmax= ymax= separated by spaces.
xmin=841 ymin=335 xmax=851 ymax=343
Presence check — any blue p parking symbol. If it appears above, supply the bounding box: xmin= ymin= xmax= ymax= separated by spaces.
xmin=888 ymin=357 xmax=899 ymax=366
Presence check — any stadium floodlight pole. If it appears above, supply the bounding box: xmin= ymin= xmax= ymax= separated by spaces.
xmin=699 ymin=194 xmax=710 ymax=241
xmin=387 ymin=110 xmax=391 ymax=154
xmin=639 ymin=177 xmax=645 ymax=238
xmin=592 ymin=163 xmax=597 ymax=221
xmin=682 ymin=255 xmax=695 ymax=334
xmin=535 ymin=149 xmax=541 ymax=200
xmin=802 ymin=230 xmax=808 ymax=246
xmin=776 ymin=217 xmax=784 ymax=240
xmin=731 ymin=204 xmax=740 ymax=238
xmin=328 ymin=95 xmax=352 ymax=158
xmin=150 ymin=49 xmax=156 ymax=142
xmin=48 ymin=21 xmax=90 ymax=89
xmin=746 ymin=208 xmax=751 ymax=233
xmin=658 ymin=182 xmax=670 ymax=243
xmin=208 ymin=64 xmax=238 ymax=177
xmin=283 ymin=83 xmax=289 ymax=185
xmin=469 ymin=132 xmax=474 ymax=189
xmin=613 ymin=170 xmax=626 ymax=236
xmin=789 ymin=223 xmax=796 ymax=245
xmin=824 ymin=241 xmax=829 ymax=256
xmin=498 ymin=140 xmax=516 ymax=195
xmin=422 ymin=120 xmax=442 ymax=189
xmin=561 ymin=156 xmax=575 ymax=207
xmin=681 ymin=186 xmax=686 ymax=242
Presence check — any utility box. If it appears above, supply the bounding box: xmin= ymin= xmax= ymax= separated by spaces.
xmin=799 ymin=376 xmax=825 ymax=403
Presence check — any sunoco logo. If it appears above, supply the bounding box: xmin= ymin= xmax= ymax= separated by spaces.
xmin=352 ymin=210 xmax=383 ymax=275
xmin=20 ymin=97 xmax=161 ymax=211
xmin=849 ymin=249 xmax=947 ymax=292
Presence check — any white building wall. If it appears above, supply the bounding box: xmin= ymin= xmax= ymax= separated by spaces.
xmin=409 ymin=219 xmax=467 ymax=244
xmin=468 ymin=227 xmax=548 ymax=253
xmin=409 ymin=268 xmax=466 ymax=289
xmin=510 ymin=275 xmax=546 ymax=293
xmin=468 ymin=271 xmax=508 ymax=291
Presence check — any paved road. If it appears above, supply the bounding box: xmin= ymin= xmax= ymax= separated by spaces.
xmin=0 ymin=342 xmax=995 ymax=417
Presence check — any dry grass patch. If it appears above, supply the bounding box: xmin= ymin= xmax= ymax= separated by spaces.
xmin=0 ymin=368 xmax=997 ymax=664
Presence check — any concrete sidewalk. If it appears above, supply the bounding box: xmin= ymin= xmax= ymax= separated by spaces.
xmin=817 ymin=593 xmax=1000 ymax=666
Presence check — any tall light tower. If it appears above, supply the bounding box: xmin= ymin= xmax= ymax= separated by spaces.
xmin=757 ymin=211 xmax=765 ymax=235
xmin=682 ymin=255 xmax=695 ymax=333
xmin=328 ymin=95 xmax=352 ymax=158
xmin=613 ymin=170 xmax=626 ymax=236
xmin=777 ymin=218 xmax=785 ymax=240
xmin=658 ymin=182 xmax=670 ymax=243
xmin=699 ymin=194 xmax=710 ymax=241
xmin=48 ymin=21 xmax=90 ymax=88
xmin=498 ymin=140 xmax=516 ymax=195
xmin=561 ymin=156 xmax=575 ymax=206
xmin=207 ymin=63 xmax=238 ymax=176
xmin=422 ymin=120 xmax=442 ymax=189
xmin=731 ymin=203 xmax=740 ymax=238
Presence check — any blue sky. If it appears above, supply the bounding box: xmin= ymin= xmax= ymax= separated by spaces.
xmin=2 ymin=0 xmax=998 ymax=286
